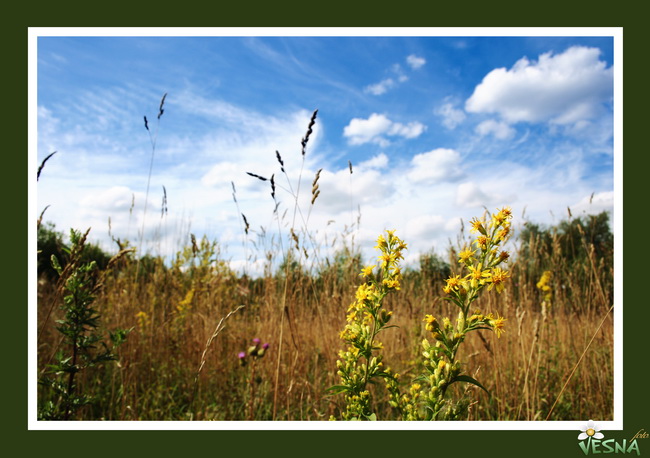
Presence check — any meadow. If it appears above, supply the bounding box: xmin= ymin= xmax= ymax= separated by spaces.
xmin=36 ymin=109 xmax=614 ymax=422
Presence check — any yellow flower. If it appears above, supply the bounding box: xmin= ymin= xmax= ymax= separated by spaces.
xmin=375 ymin=234 xmax=387 ymax=250
xmin=489 ymin=314 xmax=507 ymax=338
xmin=382 ymin=278 xmax=401 ymax=290
xmin=355 ymin=283 xmax=372 ymax=302
xmin=443 ymin=275 xmax=462 ymax=294
xmin=469 ymin=217 xmax=486 ymax=235
xmin=379 ymin=252 xmax=398 ymax=269
xmin=498 ymin=206 xmax=513 ymax=219
xmin=495 ymin=224 xmax=511 ymax=242
xmin=424 ymin=314 xmax=438 ymax=332
xmin=458 ymin=248 xmax=476 ymax=264
xmin=486 ymin=267 xmax=510 ymax=293
xmin=467 ymin=265 xmax=490 ymax=288
xmin=474 ymin=235 xmax=488 ymax=250
xmin=360 ymin=265 xmax=375 ymax=277
xmin=536 ymin=270 xmax=553 ymax=289
xmin=492 ymin=206 xmax=513 ymax=226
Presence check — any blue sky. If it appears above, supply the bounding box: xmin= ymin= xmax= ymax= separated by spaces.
xmin=33 ymin=29 xmax=619 ymax=274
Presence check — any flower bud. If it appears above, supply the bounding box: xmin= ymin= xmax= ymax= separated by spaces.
xmin=257 ymin=342 xmax=270 ymax=357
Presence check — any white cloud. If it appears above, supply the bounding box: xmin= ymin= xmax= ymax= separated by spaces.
xmin=391 ymin=64 xmax=409 ymax=82
xmin=37 ymin=71 xmax=614 ymax=276
xmin=465 ymin=46 xmax=613 ymax=125
xmin=316 ymin=167 xmax=395 ymax=214
xmin=407 ymin=148 xmax=464 ymax=184
xmin=406 ymin=54 xmax=426 ymax=70
xmin=344 ymin=114 xmax=393 ymax=146
xmin=404 ymin=214 xmax=446 ymax=240
xmin=475 ymin=119 xmax=516 ymax=140
xmin=364 ymin=59 xmax=416 ymax=95
xmin=570 ymin=191 xmax=614 ymax=218
xmin=343 ymin=113 xmax=426 ymax=146
xmin=435 ymin=101 xmax=467 ymax=130
xmin=388 ymin=121 xmax=426 ymax=139
xmin=358 ymin=153 xmax=389 ymax=170
xmin=80 ymin=185 xmax=139 ymax=213
xmin=455 ymin=182 xmax=492 ymax=208
xmin=364 ymin=78 xmax=395 ymax=95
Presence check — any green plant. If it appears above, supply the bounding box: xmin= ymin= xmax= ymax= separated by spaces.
xmin=38 ymin=228 xmax=130 ymax=420
xmin=331 ymin=208 xmax=514 ymax=421
xmin=330 ymin=230 xmax=407 ymax=420
xmin=402 ymin=207 xmax=513 ymax=420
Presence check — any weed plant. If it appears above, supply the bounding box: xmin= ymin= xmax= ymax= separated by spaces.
xmin=38 ymin=228 xmax=130 ymax=420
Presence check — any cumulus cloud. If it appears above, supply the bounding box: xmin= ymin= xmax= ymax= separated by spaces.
xmin=407 ymin=148 xmax=464 ymax=184
xmin=358 ymin=153 xmax=389 ymax=170
xmin=465 ymin=46 xmax=613 ymax=125
xmin=343 ymin=113 xmax=426 ymax=146
xmin=404 ymin=214 xmax=446 ymax=240
xmin=435 ymin=101 xmax=467 ymax=130
xmin=406 ymin=54 xmax=426 ymax=70
xmin=475 ymin=119 xmax=516 ymax=140
xmin=315 ymin=166 xmax=395 ymax=214
xmin=80 ymin=186 xmax=139 ymax=213
xmin=455 ymin=182 xmax=492 ymax=208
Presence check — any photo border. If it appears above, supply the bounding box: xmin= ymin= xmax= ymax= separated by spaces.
xmin=12 ymin=11 xmax=645 ymax=457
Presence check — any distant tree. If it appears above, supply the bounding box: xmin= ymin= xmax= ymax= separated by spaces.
xmin=418 ymin=249 xmax=451 ymax=284
xmin=37 ymin=222 xmax=67 ymax=280
xmin=37 ymin=222 xmax=112 ymax=280
xmin=518 ymin=211 xmax=613 ymax=265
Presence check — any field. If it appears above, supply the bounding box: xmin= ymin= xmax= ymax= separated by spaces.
xmin=35 ymin=109 xmax=614 ymax=422
xmin=36 ymin=207 xmax=614 ymax=422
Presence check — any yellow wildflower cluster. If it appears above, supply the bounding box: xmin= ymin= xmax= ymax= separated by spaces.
xmin=174 ymin=287 xmax=195 ymax=329
xmin=135 ymin=310 xmax=150 ymax=332
xmin=446 ymin=206 xmax=513 ymax=297
xmin=409 ymin=207 xmax=513 ymax=420
xmin=536 ymin=270 xmax=554 ymax=308
xmin=333 ymin=230 xmax=407 ymax=420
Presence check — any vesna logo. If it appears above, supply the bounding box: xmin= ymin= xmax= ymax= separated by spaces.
xmin=577 ymin=420 xmax=642 ymax=456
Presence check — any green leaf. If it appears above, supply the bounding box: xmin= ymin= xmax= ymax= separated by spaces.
xmin=51 ymin=255 xmax=62 ymax=275
xmin=442 ymin=296 xmax=464 ymax=309
xmin=325 ymin=385 xmax=350 ymax=395
xmin=450 ymin=374 xmax=491 ymax=396
xmin=469 ymin=326 xmax=492 ymax=332
xmin=366 ymin=413 xmax=377 ymax=421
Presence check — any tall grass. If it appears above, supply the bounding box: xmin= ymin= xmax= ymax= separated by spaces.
xmin=36 ymin=108 xmax=614 ymax=422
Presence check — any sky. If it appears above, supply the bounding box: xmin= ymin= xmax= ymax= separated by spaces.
xmin=32 ymin=29 xmax=620 ymax=275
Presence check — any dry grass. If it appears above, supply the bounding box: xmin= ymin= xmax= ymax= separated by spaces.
xmin=36 ymin=107 xmax=613 ymax=422
xmin=36 ymin=225 xmax=614 ymax=421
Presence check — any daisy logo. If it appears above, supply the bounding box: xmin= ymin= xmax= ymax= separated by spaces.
xmin=579 ymin=420 xmax=605 ymax=441
xmin=577 ymin=420 xmax=641 ymax=456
